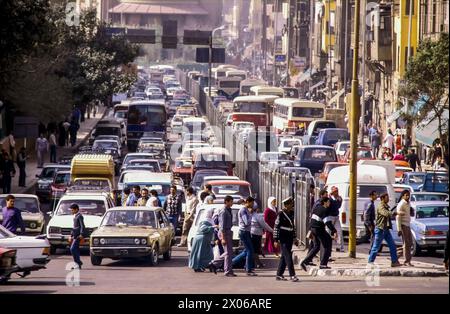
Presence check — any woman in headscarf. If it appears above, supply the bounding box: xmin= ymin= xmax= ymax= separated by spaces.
xmin=264 ymin=197 xmax=280 ymax=256
xmin=188 ymin=207 xmax=216 ymax=272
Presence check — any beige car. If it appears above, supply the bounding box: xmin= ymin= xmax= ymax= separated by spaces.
xmin=0 ymin=194 xmax=45 ymax=235
xmin=90 ymin=206 xmax=175 ymax=266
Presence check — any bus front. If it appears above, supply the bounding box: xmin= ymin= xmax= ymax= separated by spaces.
xmin=127 ymin=102 xmax=167 ymax=152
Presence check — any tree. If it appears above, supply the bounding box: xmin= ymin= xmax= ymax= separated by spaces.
xmin=400 ymin=32 xmax=449 ymax=167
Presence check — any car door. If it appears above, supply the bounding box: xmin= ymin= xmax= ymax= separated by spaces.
xmin=156 ymin=211 xmax=170 ymax=252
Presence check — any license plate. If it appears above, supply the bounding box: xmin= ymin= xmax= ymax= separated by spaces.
xmin=120 ymin=250 xmax=128 ymax=255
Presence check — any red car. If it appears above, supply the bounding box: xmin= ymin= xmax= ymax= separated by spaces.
xmin=0 ymin=247 xmax=17 ymax=284
xmin=342 ymin=147 xmax=375 ymax=163
xmin=50 ymin=170 xmax=71 ymax=202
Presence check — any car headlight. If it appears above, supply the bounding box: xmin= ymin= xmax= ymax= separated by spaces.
xmin=141 ymin=238 xmax=147 ymax=245
xmin=48 ymin=227 xmax=61 ymax=234
xmin=29 ymin=222 xmax=37 ymax=229
xmin=134 ymin=238 xmax=140 ymax=245
xmin=100 ymin=238 xmax=106 ymax=245
xmin=93 ymin=238 xmax=99 ymax=245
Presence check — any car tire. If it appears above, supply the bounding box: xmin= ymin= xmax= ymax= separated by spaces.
xmin=148 ymin=244 xmax=159 ymax=266
xmin=90 ymin=254 xmax=102 ymax=266
xmin=50 ymin=245 xmax=57 ymax=255
xmin=163 ymin=246 xmax=172 ymax=261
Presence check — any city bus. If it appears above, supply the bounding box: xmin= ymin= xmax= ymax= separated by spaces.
xmin=250 ymin=85 xmax=284 ymax=98
xmin=232 ymin=95 xmax=279 ymax=127
xmin=127 ymin=100 xmax=167 ymax=151
xmin=214 ymin=64 xmax=239 ymax=81
xmin=225 ymin=70 xmax=247 ymax=81
xmin=272 ymin=98 xmax=326 ymax=133
xmin=239 ymin=78 xmax=267 ymax=96
xmin=217 ymin=77 xmax=243 ymax=100
xmin=149 ymin=65 xmax=176 ymax=76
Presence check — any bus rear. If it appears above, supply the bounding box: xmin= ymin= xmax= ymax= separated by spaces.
xmin=127 ymin=101 xmax=167 ymax=152
xmin=217 ymin=77 xmax=242 ymax=100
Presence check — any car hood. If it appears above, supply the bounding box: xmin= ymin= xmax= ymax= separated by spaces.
xmin=1 ymin=235 xmax=49 ymax=248
xmin=21 ymin=212 xmax=45 ymax=222
xmin=92 ymin=226 xmax=158 ymax=237
xmin=48 ymin=215 xmax=103 ymax=229
xmin=415 ymin=218 xmax=449 ymax=231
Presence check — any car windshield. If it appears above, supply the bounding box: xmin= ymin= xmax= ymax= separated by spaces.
xmin=426 ymin=173 xmax=449 ymax=184
xmin=72 ymin=179 xmax=110 ymax=189
xmin=93 ymin=141 xmax=118 ymax=150
xmin=337 ymin=143 xmax=350 ymax=152
xmin=102 ymin=210 xmax=157 ymax=227
xmin=96 ymin=127 xmax=121 ymax=137
xmin=114 ymin=112 xmax=127 ymax=119
xmin=192 ymin=171 xmax=228 ymax=187
xmin=128 ymin=105 xmax=166 ymax=125
xmin=407 ymin=174 xmax=425 ymax=184
xmin=56 ymin=200 xmax=106 ymax=216
xmin=354 ymin=185 xmax=387 ymax=198
xmin=303 ymin=149 xmax=336 ymax=161
xmin=41 ymin=167 xmax=68 ymax=179
xmin=411 ymin=194 xmax=449 ymax=202
xmin=177 ymin=109 xmax=194 ymax=115
xmin=293 ymin=107 xmax=324 ymax=118
xmin=123 ymin=155 xmax=153 ymax=166
xmin=283 ymin=140 xmax=300 ymax=148
xmin=357 ymin=150 xmax=373 ymax=159
xmin=416 ymin=205 xmax=449 ymax=219
xmin=324 ymin=131 xmax=349 ymax=141
xmin=54 ymin=173 xmax=70 ymax=185
xmin=211 ymin=184 xmax=251 ymax=197
xmin=0 ymin=197 xmax=39 ymax=213
xmin=124 ymin=184 xmax=171 ymax=195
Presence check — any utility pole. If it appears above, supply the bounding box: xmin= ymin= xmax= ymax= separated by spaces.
xmin=348 ymin=0 xmax=361 ymax=259
xmin=309 ymin=0 xmax=314 ymax=96
xmin=343 ymin=0 xmax=349 ymax=98
xmin=263 ymin=0 xmax=268 ymax=79
xmin=273 ymin=0 xmax=280 ymax=86
xmin=359 ymin=0 xmax=367 ymax=146
xmin=287 ymin=0 xmax=296 ymax=86
xmin=327 ymin=0 xmax=332 ymax=102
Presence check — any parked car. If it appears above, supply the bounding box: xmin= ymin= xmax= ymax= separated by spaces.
xmin=0 ymin=247 xmax=17 ymax=284
xmin=294 ymin=145 xmax=338 ymax=175
xmin=46 ymin=192 xmax=114 ymax=254
xmin=89 ymin=206 xmax=175 ymax=266
xmin=34 ymin=164 xmax=71 ymax=202
xmin=418 ymin=171 xmax=449 ymax=193
xmin=410 ymin=192 xmax=449 ymax=202
xmin=187 ymin=203 xmax=240 ymax=252
xmin=315 ymin=128 xmax=350 ymax=147
xmin=0 ymin=195 xmax=45 ymax=235
xmin=400 ymin=172 xmax=427 ymax=192
xmin=0 ymin=224 xmax=50 ymax=278
xmin=342 ymin=146 xmax=374 ymax=163
xmin=335 ymin=141 xmax=351 ymax=162
xmin=390 ymin=201 xmax=449 ymax=256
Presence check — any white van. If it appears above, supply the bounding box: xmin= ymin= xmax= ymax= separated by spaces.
xmin=325 ymin=160 xmax=396 ymax=238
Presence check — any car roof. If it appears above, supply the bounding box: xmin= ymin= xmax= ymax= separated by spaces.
xmin=205 ymin=180 xmax=251 ymax=185
xmin=411 ymin=192 xmax=448 ymax=195
xmin=106 ymin=206 xmax=163 ymax=212
xmin=0 ymin=194 xmax=39 ymax=200
xmin=42 ymin=163 xmax=71 ymax=168
xmin=94 ymin=139 xmax=118 ymax=143
xmin=301 ymin=145 xmax=336 ymax=150
xmin=59 ymin=193 xmax=109 ymax=200
xmin=123 ymin=172 xmax=172 ymax=183
xmin=411 ymin=201 xmax=449 ymax=206
xmin=128 ymin=159 xmax=159 ymax=163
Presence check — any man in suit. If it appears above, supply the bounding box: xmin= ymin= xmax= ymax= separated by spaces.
xmin=70 ymin=203 xmax=85 ymax=269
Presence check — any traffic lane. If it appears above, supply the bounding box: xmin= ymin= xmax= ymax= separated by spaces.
xmin=0 ymin=249 xmax=448 ymax=294
xmin=356 ymin=243 xmax=445 ymax=266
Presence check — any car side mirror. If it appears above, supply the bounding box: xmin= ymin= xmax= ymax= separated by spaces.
xmin=46 ymin=211 xmax=53 ymax=217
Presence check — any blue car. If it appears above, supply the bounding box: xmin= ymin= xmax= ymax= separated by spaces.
xmin=401 ymin=172 xmax=427 ymax=192
xmin=315 ymin=128 xmax=350 ymax=147
xmin=390 ymin=201 xmax=449 ymax=256
xmin=418 ymin=171 xmax=449 ymax=193
xmin=293 ymin=145 xmax=338 ymax=175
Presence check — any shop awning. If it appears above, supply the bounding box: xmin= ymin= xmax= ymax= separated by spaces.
xmin=386 ymin=106 xmax=405 ymax=124
xmin=415 ymin=109 xmax=449 ymax=146
xmin=109 ymin=3 xmax=209 ymax=15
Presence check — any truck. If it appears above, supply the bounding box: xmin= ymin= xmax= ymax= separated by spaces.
xmin=70 ymin=154 xmax=116 ymax=196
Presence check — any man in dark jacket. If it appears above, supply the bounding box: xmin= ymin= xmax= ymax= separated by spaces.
xmin=1 ymin=153 xmax=15 ymax=194
xmin=16 ymin=147 xmax=27 ymax=187
xmin=301 ymin=197 xmax=337 ymax=270
xmin=274 ymin=197 xmax=299 ymax=282
xmin=363 ymin=191 xmax=377 ymax=246
xmin=69 ymin=203 xmax=85 ymax=269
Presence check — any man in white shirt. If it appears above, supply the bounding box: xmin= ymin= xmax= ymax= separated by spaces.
xmin=178 ymin=187 xmax=199 ymax=247
xmin=383 ymin=129 xmax=394 ymax=152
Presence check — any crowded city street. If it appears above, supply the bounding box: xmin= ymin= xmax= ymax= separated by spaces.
xmin=0 ymin=0 xmax=448 ymax=296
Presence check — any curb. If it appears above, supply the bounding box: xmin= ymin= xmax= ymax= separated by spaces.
xmin=305 ymin=267 xmax=448 ymax=277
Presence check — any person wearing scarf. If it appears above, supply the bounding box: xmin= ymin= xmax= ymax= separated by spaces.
xmin=263 ymin=197 xmax=279 ymax=256
xmin=188 ymin=208 xmax=217 ymax=272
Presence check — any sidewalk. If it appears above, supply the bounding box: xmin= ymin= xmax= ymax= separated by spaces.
xmin=292 ymin=248 xmax=447 ymax=277
xmin=10 ymin=107 xmax=108 ymax=195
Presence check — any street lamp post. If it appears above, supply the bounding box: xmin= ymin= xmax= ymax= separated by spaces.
xmin=209 ymin=25 xmax=226 ymax=99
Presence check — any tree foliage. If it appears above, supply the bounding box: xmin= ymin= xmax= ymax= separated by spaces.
xmin=1 ymin=2 xmax=139 ymax=124
xmin=400 ymin=32 xmax=449 ymax=165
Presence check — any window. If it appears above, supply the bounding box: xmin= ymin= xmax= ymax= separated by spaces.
xmin=353 ymin=185 xmax=387 ymax=197
xmin=416 ymin=206 xmax=449 ymax=219
xmin=303 ymin=149 xmax=336 ymax=161
xmin=292 ymin=107 xmax=324 ymax=118
xmin=0 ymin=197 xmax=39 ymax=213
xmin=102 ymin=210 xmax=157 ymax=227
xmin=57 ymin=200 xmax=106 ymax=216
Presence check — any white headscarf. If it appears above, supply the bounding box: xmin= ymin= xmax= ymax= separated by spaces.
xmin=267 ymin=197 xmax=277 ymax=213
xmin=199 ymin=207 xmax=215 ymax=225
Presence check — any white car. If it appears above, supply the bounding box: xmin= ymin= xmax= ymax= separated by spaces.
xmin=121 ymin=153 xmax=160 ymax=172
xmin=278 ymin=138 xmax=303 ymax=154
xmin=0 ymin=194 xmax=45 ymax=235
xmin=0 ymin=224 xmax=50 ymax=279
xmin=46 ymin=192 xmax=114 ymax=254
xmin=187 ymin=203 xmax=241 ymax=252
xmin=170 ymin=114 xmax=189 ymax=134
xmin=92 ymin=139 xmax=120 ymax=152
xmin=231 ymin=122 xmax=255 ymax=133
xmin=335 ymin=140 xmax=351 ymax=161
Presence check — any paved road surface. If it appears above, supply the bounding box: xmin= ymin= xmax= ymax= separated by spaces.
xmin=0 ymin=248 xmax=447 ymax=294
